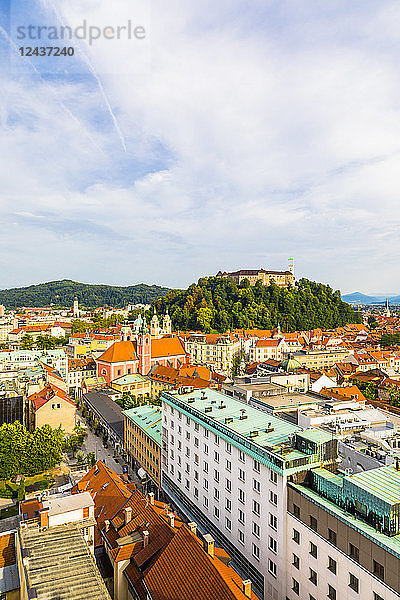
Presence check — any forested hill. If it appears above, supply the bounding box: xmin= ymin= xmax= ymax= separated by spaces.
xmin=0 ymin=280 xmax=170 ymax=308
xmin=152 ymin=277 xmax=362 ymax=332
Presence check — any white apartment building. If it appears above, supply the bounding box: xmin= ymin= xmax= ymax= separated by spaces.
xmin=0 ymin=348 xmax=68 ymax=379
xmin=161 ymin=388 xmax=337 ymax=600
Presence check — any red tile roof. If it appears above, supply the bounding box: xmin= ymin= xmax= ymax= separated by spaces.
xmin=28 ymin=383 xmax=75 ymax=412
xmin=0 ymin=533 xmax=16 ymax=568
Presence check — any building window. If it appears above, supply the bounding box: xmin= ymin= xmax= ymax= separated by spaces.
xmin=268 ymin=559 xmax=277 ymax=577
xmin=203 ymin=462 xmax=208 ymax=473
xmin=194 ymin=487 xmax=198 ymax=498
xmin=253 ymin=459 xmax=260 ymax=473
xmin=293 ymin=529 xmax=300 ymax=544
xmin=349 ymin=573 xmax=359 ymax=593
xmin=214 ymin=488 xmax=219 ymax=501
xmin=239 ymin=468 xmax=245 ymax=482
xmin=269 ymin=491 xmax=277 ymax=506
xmin=225 ymin=479 xmax=231 ymax=492
xmin=328 ymin=529 xmax=337 ymax=546
xmin=238 ymin=509 xmax=245 ymax=525
xmin=214 ymin=469 xmax=220 ymax=483
xmin=239 ymin=489 xmax=245 ymax=504
xmin=213 ymin=506 xmax=220 ymax=519
xmin=269 ymin=513 xmax=277 ymax=530
xmin=226 ymin=459 xmax=231 ymax=471
xmin=194 ymin=437 xmax=199 ymax=447
xmin=328 ymin=557 xmax=337 ymax=574
xmin=293 ymin=504 xmax=300 ymax=518
xmin=214 ymin=451 xmax=220 ymax=463
xmin=270 ymin=470 xmax=277 ymax=484
xmin=203 ymin=479 xmax=208 ymax=490
xmin=239 ymin=450 xmax=246 ymax=463
xmin=204 ymin=444 xmax=209 ymax=455
xmin=292 ymin=554 xmax=299 ymax=569
xmin=203 ymin=496 xmax=209 ymax=508
xmin=292 ymin=578 xmax=299 ymax=595
xmin=238 ymin=530 xmax=245 ymax=545
xmin=185 ymin=479 xmax=190 ymax=490
xmin=253 ymin=479 xmax=260 ymax=493
xmin=225 ymin=517 xmax=232 ymax=531
xmin=269 ymin=536 xmax=277 ymax=553
xmin=225 ymin=442 xmax=231 ymax=453
xmin=225 ymin=498 xmax=231 ymax=512
xmin=349 ymin=543 xmax=359 ymax=563
xmin=252 ymin=522 xmax=260 ymax=538
xmin=327 ymin=584 xmax=336 ymax=600
xmin=373 ymin=560 xmax=384 ymax=581
xmin=253 ymin=500 xmax=260 ymax=516
xmin=252 ymin=543 xmax=260 ymax=561
xmin=309 ymin=568 xmax=317 ymax=586
xmin=204 ymin=429 xmax=209 ymax=438
xmin=309 ymin=541 xmax=317 ymax=558
xmin=309 ymin=515 xmax=318 ymax=531
xmin=214 ymin=434 xmax=219 ymax=445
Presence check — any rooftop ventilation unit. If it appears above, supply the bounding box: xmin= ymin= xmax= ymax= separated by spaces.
xmin=249 ymin=430 xmax=258 ymax=438
xmin=225 ymin=417 xmax=233 ymax=424
xmin=187 ymin=398 xmax=195 ymax=403
xmin=204 ymin=406 xmax=212 ymax=413
xmin=218 ymin=403 xmax=226 ymax=409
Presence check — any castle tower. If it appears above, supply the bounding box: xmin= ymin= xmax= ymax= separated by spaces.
xmin=163 ymin=309 xmax=172 ymax=335
xmin=150 ymin=311 xmax=161 ymax=338
xmin=73 ymin=297 xmax=79 ymax=318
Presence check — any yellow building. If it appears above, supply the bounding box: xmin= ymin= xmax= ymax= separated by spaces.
xmin=111 ymin=373 xmax=151 ymax=400
xmin=123 ymin=405 xmax=161 ymax=486
xmin=28 ymin=383 xmax=76 ymax=433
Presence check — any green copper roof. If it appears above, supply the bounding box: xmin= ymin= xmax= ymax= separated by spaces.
xmin=123 ymin=405 xmax=161 ymax=446
xmin=348 ymin=466 xmax=400 ymax=506
xmin=162 ymin=388 xmax=333 ymax=475
xmin=112 ymin=374 xmax=148 ymax=385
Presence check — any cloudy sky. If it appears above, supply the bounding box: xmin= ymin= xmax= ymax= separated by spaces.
xmin=1 ymin=0 xmax=400 ymax=294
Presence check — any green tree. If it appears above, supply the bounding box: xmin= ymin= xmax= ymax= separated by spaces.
xmin=20 ymin=334 xmax=34 ymax=350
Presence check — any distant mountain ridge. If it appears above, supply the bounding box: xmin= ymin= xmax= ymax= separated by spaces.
xmin=342 ymin=291 xmax=400 ymax=305
xmin=0 ymin=279 xmax=171 ymax=308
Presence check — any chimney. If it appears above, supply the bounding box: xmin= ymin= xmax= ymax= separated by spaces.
xmin=203 ymin=534 xmax=214 ymax=558
xmin=242 ymin=580 xmax=252 ymax=598
xmin=168 ymin=513 xmax=175 ymax=528
xmin=143 ymin=530 xmax=149 ymax=548
xmin=104 ymin=519 xmax=110 ymax=532
xmin=148 ymin=492 xmax=155 ymax=505
xmin=188 ymin=522 xmax=197 ymax=535
xmin=39 ymin=508 xmax=49 ymax=529
xmin=124 ymin=506 xmax=132 ymax=525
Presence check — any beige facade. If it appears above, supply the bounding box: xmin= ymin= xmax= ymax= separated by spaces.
xmin=184 ymin=335 xmax=241 ymax=374
xmin=292 ymin=348 xmax=353 ymax=369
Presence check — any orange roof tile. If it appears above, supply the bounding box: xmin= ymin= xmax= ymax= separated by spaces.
xmin=0 ymin=533 xmax=16 ymax=568
xmin=98 ymin=341 xmax=138 ymax=363
xmin=151 ymin=337 xmax=186 ymax=359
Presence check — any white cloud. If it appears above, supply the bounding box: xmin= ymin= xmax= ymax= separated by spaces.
xmin=2 ymin=0 xmax=400 ymax=293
